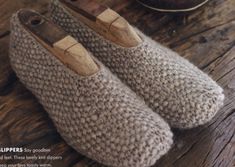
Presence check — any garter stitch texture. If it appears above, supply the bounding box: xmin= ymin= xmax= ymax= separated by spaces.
xmin=50 ymin=0 xmax=225 ymax=129
xmin=9 ymin=10 xmax=173 ymax=167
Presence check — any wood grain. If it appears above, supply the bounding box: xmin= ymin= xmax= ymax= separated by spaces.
xmin=59 ymin=0 xmax=107 ymax=21
xmin=0 ymin=0 xmax=234 ymax=167
xmin=53 ymin=36 xmax=99 ymax=75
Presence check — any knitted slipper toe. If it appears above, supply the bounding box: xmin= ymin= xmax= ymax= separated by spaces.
xmin=9 ymin=10 xmax=173 ymax=167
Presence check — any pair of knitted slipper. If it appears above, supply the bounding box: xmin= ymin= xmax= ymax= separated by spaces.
xmin=9 ymin=0 xmax=224 ymax=167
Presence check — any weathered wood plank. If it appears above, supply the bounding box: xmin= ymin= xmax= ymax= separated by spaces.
xmin=173 ymin=20 xmax=235 ymax=69
xmin=108 ymin=0 xmax=235 ymax=44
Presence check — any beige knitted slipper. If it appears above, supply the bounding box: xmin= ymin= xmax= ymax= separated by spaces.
xmin=50 ymin=0 xmax=224 ymax=129
xmin=9 ymin=10 xmax=173 ymax=167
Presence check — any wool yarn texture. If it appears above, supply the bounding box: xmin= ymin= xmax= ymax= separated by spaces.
xmin=50 ymin=0 xmax=225 ymax=129
xmin=9 ymin=10 xmax=173 ymax=167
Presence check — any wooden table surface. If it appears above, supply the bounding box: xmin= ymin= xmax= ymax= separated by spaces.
xmin=0 ymin=0 xmax=235 ymax=167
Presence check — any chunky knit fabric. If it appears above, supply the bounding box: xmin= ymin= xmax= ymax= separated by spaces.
xmin=9 ymin=11 xmax=173 ymax=167
xmin=50 ymin=0 xmax=224 ymax=129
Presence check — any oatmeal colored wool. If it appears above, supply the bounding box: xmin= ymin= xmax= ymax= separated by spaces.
xmin=9 ymin=11 xmax=173 ymax=167
xmin=50 ymin=0 xmax=225 ymax=129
